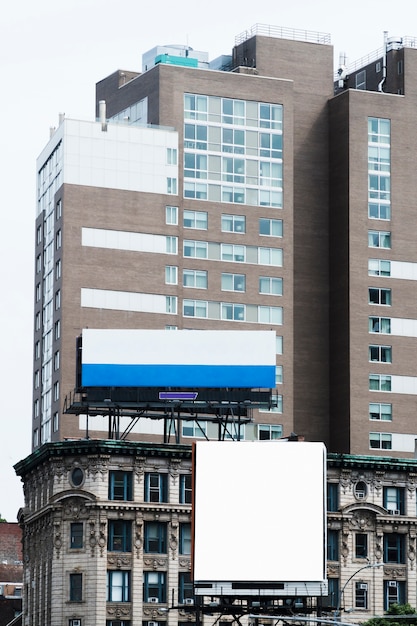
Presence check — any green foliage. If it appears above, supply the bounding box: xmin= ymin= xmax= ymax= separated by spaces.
xmin=361 ymin=604 xmax=417 ymax=626
xmin=0 ymin=514 xmax=7 ymax=522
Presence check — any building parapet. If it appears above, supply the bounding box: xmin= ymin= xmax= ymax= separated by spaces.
xmin=235 ymin=23 xmax=331 ymax=47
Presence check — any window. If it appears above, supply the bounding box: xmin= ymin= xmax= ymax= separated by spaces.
xmin=327 ymin=529 xmax=339 ymax=561
xmin=34 ymin=370 xmax=40 ymax=389
xmin=259 ymin=218 xmax=283 ymax=237
xmin=276 ymin=365 xmax=283 ymax=384
xmin=327 ymin=483 xmax=339 ymax=512
xmin=106 ymin=621 xmax=130 ymax=626
xmin=70 ymin=467 xmax=84 ymax=487
xmin=54 ymin=350 xmax=60 ymax=371
xmin=180 ymin=523 xmax=191 ymax=555
xmin=355 ymin=581 xmax=368 ymax=608
xmin=182 ymin=420 xmax=207 ymax=437
xmin=69 ymin=573 xmax=82 ymax=602
xmin=369 ymin=374 xmax=391 ymax=391
xmin=383 ymin=487 xmax=405 ymax=514
xmin=276 ymin=335 xmax=283 ymax=354
xmin=180 ymin=474 xmax=192 ymax=504
xmin=36 ymin=254 xmax=42 ymax=273
xmin=144 ymin=522 xmax=167 ymax=553
xmin=184 ymin=240 xmax=208 ymax=259
xmin=36 ymin=225 xmax=42 ymax=245
xmin=166 ymin=205 xmax=178 ymax=224
xmin=384 ymin=533 xmax=405 ymax=563
xmin=259 ymin=247 xmax=283 ymax=266
xmin=107 ymin=570 xmax=130 ymax=602
xmin=221 ymin=273 xmax=246 ymax=292
xmin=356 ymin=70 xmax=366 ymax=90
xmin=167 ymin=177 xmax=177 ymax=194
xmin=53 ymin=381 xmax=59 ymax=401
xmin=108 ymin=471 xmax=133 ymax=501
xmin=221 ymin=214 xmax=246 ymax=233
xmin=55 ymin=259 xmax=61 ymax=279
xmin=70 ymin=522 xmax=83 ymax=549
xmin=54 ymin=320 xmax=60 ymax=340
xmin=370 ymin=432 xmax=392 ymax=449
xmin=184 ymin=210 xmax=208 ymax=229
xmin=166 ymin=296 xmax=177 ymax=314
xmin=355 ymin=481 xmax=367 ymax=499
xmin=144 ymin=473 xmax=168 ymax=503
xmin=369 ymin=287 xmax=391 ymax=306
xmin=259 ymin=394 xmax=283 ymax=414
xmin=355 ymin=533 xmax=368 ymax=559
xmin=35 ymin=312 xmax=41 ymax=331
xmin=56 ymin=229 xmax=62 ymax=249
xmin=221 ymin=244 xmax=245 ymax=262
xmin=34 ymin=399 xmax=39 ymax=418
xmin=221 ymin=302 xmax=245 ymax=321
xmin=258 ymin=306 xmax=283 ymax=324
xmin=165 ymin=266 xmax=178 ymax=285
xmin=178 ymin=572 xmax=193 ymax=603
xmin=369 ymin=317 xmax=391 ymax=333
xmin=166 ymin=236 xmax=178 ymax=254
xmin=53 ymin=412 xmax=59 ymax=432
xmin=183 ymin=269 xmax=207 ymax=289
xmin=108 ymin=520 xmax=132 ymax=552
xmin=183 ymin=300 xmax=207 ymax=318
xmin=55 ymin=290 xmax=61 ymax=310
xmin=259 ymin=276 xmax=283 ymax=295
xmin=143 ymin=572 xmax=166 ymax=603
xmin=368 ymin=230 xmax=391 ymax=248
xmin=167 ymin=148 xmax=177 ymax=165
xmin=258 ymin=424 xmax=283 ymax=440
xmin=36 ymin=283 xmax=41 ymax=302
xmin=327 ymin=578 xmax=339 ymax=610
xmin=368 ymin=259 xmax=391 ymax=276
xmin=384 ymin=580 xmax=405 ymax=610
xmin=369 ymin=403 xmax=392 ymax=421
xmin=369 ymin=345 xmax=392 ymax=362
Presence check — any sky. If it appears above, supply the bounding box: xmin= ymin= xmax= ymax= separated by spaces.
xmin=1 ymin=0 xmax=416 ymax=522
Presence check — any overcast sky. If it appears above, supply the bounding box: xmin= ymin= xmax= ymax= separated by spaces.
xmin=1 ymin=0 xmax=415 ymax=521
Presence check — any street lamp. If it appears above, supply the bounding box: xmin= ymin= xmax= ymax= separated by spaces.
xmin=334 ymin=562 xmax=384 ymax=623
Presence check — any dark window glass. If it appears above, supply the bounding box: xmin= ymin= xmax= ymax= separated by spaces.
xmin=109 ymin=471 xmax=133 ymax=501
xmin=108 ymin=520 xmax=132 ymax=552
xmin=70 ymin=522 xmax=83 ymax=549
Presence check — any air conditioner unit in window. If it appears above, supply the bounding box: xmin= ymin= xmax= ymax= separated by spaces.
xmin=358 ymin=583 xmax=368 ymax=590
xmin=389 ymin=509 xmax=400 ymax=515
xmin=356 ymin=492 xmax=365 ymax=499
xmin=148 ymin=621 xmax=159 ymax=626
xmin=69 ymin=620 xmax=81 ymax=626
xmin=184 ymin=598 xmax=194 ymax=605
xmin=388 ymin=581 xmax=398 ymax=588
xmin=148 ymin=597 xmax=159 ymax=603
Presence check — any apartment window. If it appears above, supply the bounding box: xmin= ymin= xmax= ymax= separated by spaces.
xmin=180 ymin=474 xmax=192 ymax=504
xmin=258 ymin=306 xmax=282 ymax=324
xmin=369 ymin=374 xmax=391 ymax=391
xmin=276 ymin=365 xmax=283 ymax=384
xmin=143 ymin=572 xmax=166 ymax=603
xmin=54 ymin=320 xmax=60 ymax=340
xmin=259 ymin=247 xmax=283 ymax=266
xmin=36 ymin=225 xmax=42 ymax=245
xmin=53 ymin=381 xmax=59 ymax=401
xmin=56 ymin=199 xmax=62 ymax=219
xmin=259 ymin=394 xmax=283 ymax=414
xmin=54 ymin=350 xmax=60 ymax=371
xmin=276 ymin=335 xmax=283 ymax=354
xmin=384 ymin=533 xmax=405 ymax=563
xmin=369 ymin=345 xmax=392 ymax=362
xmin=355 ymin=581 xmax=368 ymax=608
xmin=56 ymin=229 xmax=62 ymax=249
xmin=370 ymin=432 xmax=392 ymax=449
xmin=369 ymin=317 xmax=391 ymax=334
xmin=355 ymin=533 xmax=368 ymax=559
xmin=36 ymin=254 xmax=42 ymax=273
xmin=36 ymin=283 xmax=41 ymax=302
xmin=35 ymin=312 xmax=41 ymax=331
xmin=368 ymin=259 xmax=391 ymax=276
xmin=69 ymin=573 xmax=82 ymax=602
xmin=179 ymin=523 xmax=191 ymax=555
xmin=165 ymin=266 xmax=178 ymax=285
xmin=178 ymin=572 xmax=193 ymax=603
xmin=182 ymin=420 xmax=207 ymax=438
xmin=167 ymin=148 xmax=177 ymax=165
xmin=369 ymin=287 xmax=391 ymax=306
xmin=55 ymin=259 xmax=61 ymax=279
xmin=369 ymin=202 xmax=391 ymax=220
xmin=106 ymin=622 xmax=130 ymax=626
xmin=107 ymin=570 xmax=130 ymax=602
xmin=183 ymin=269 xmax=207 ymax=289
xmin=108 ymin=471 xmax=133 ymax=501
xmin=70 ymin=522 xmax=83 ymax=549
xmin=221 ymin=214 xmax=246 ymax=233
xmin=383 ymin=487 xmax=405 ymax=514
xmin=327 ymin=578 xmax=339 ymax=610
xmin=34 ymin=399 xmax=39 ymax=418
xmin=384 ymin=580 xmax=405 ymax=610
xmin=259 ymin=276 xmax=283 ymax=295
xmin=33 ymin=428 xmax=39 ymax=448
xmin=166 ymin=236 xmax=178 ymax=254
xmin=368 ymin=230 xmax=391 ymax=248
xmin=327 ymin=529 xmax=339 ymax=561
xmin=369 ymin=403 xmax=392 ymax=421
xmin=108 ymin=520 xmax=132 ymax=552
xmin=144 ymin=473 xmax=168 ymax=503
xmin=221 ymin=243 xmax=245 ymax=263
xmin=184 ymin=240 xmax=208 ymax=259
xmin=259 ymin=218 xmax=283 ymax=237
xmin=356 ymin=70 xmax=366 ymax=90
xmin=398 ymin=59 xmax=403 ymax=75
xmin=167 ymin=178 xmax=177 ymax=194
xmin=166 ymin=296 xmax=177 ymax=314
xmin=34 ymin=370 xmax=40 ymax=389
xmin=221 ymin=273 xmax=246 ymax=292
xmin=53 ymin=412 xmax=59 ymax=432
xmin=165 ymin=205 xmax=178 ymax=225
xmin=144 ymin=522 xmax=167 ymax=553
xmin=183 ymin=299 xmax=207 ymax=318
xmin=221 ymin=302 xmax=245 ymax=321
xmin=184 ymin=210 xmax=208 ymax=229
xmin=327 ymin=483 xmax=339 ymax=512
xmin=258 ymin=424 xmax=283 ymax=440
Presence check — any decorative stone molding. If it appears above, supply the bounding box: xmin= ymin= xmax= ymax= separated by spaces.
xmin=169 ymin=519 xmax=178 ymax=559
xmin=107 ymin=604 xmax=131 ymax=619
xmin=87 ymin=454 xmax=109 ymax=481
xmin=63 ymin=498 xmax=89 ymax=520
xmin=53 ymin=521 xmax=62 ymax=559
xmin=179 ymin=558 xmax=191 ymax=569
xmin=169 ymin=458 xmax=181 ymax=482
xmin=350 ymin=510 xmax=376 ymax=531
xmin=327 ymin=563 xmax=340 ymax=576
xmin=107 ymin=554 xmax=132 ymax=568
xmin=134 ymin=457 xmax=146 ymax=483
xmin=134 ymin=514 xmax=143 ymax=559
xmin=143 ymin=557 xmax=167 ymax=569
xmin=383 ymin=565 xmax=406 ymax=579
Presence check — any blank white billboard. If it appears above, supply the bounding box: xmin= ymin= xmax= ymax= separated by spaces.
xmin=193 ymin=440 xmax=327 ymax=596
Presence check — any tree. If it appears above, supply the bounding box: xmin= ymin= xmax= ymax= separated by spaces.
xmin=362 ymin=604 xmax=417 ymax=626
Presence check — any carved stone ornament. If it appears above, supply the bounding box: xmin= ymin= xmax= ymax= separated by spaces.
xmin=143 ymin=557 xmax=167 ymax=569
xmin=169 ymin=458 xmax=181 ymax=482
xmin=87 ymin=455 xmax=109 ymax=481
xmin=63 ymin=498 xmax=89 ymax=520
xmin=350 ymin=511 xmax=375 ymax=531
xmin=107 ymin=555 xmax=132 ymax=568
xmin=384 ymin=565 xmax=406 ymax=579
xmin=53 ymin=521 xmax=62 ymax=558
xmin=170 ymin=521 xmax=178 ymax=559
xmin=107 ymin=605 xmax=131 ymax=619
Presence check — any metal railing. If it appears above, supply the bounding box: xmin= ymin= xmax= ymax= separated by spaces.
xmin=235 ymin=23 xmax=331 ymax=47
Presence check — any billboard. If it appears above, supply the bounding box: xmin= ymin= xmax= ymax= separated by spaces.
xmin=193 ymin=441 xmax=327 ymax=597
xmin=80 ymin=329 xmax=276 ymax=389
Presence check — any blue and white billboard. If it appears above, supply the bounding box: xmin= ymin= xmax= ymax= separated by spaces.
xmin=81 ymin=329 xmax=276 ymax=389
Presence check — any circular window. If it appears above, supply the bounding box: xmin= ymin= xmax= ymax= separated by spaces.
xmin=354 ymin=480 xmax=367 ymax=500
xmin=70 ymin=467 xmax=84 ymax=487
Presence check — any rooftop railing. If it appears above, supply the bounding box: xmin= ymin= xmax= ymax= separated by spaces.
xmin=235 ymin=24 xmax=331 ymax=47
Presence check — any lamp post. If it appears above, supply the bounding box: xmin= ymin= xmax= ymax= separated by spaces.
xmin=334 ymin=562 xmax=384 ymax=624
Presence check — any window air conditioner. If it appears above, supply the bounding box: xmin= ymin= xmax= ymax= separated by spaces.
xmin=148 ymin=621 xmax=159 ymax=626
xmin=69 ymin=620 xmax=81 ymax=626
xmin=148 ymin=597 xmax=159 ymax=603
xmin=358 ymin=583 xmax=368 ymax=590
xmin=389 ymin=509 xmax=400 ymax=515
xmin=388 ymin=581 xmax=398 ymax=588
xmin=184 ymin=598 xmax=194 ymax=605
xmin=356 ymin=492 xmax=365 ymax=499
xmin=0 ymin=586 xmax=3 ymax=595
